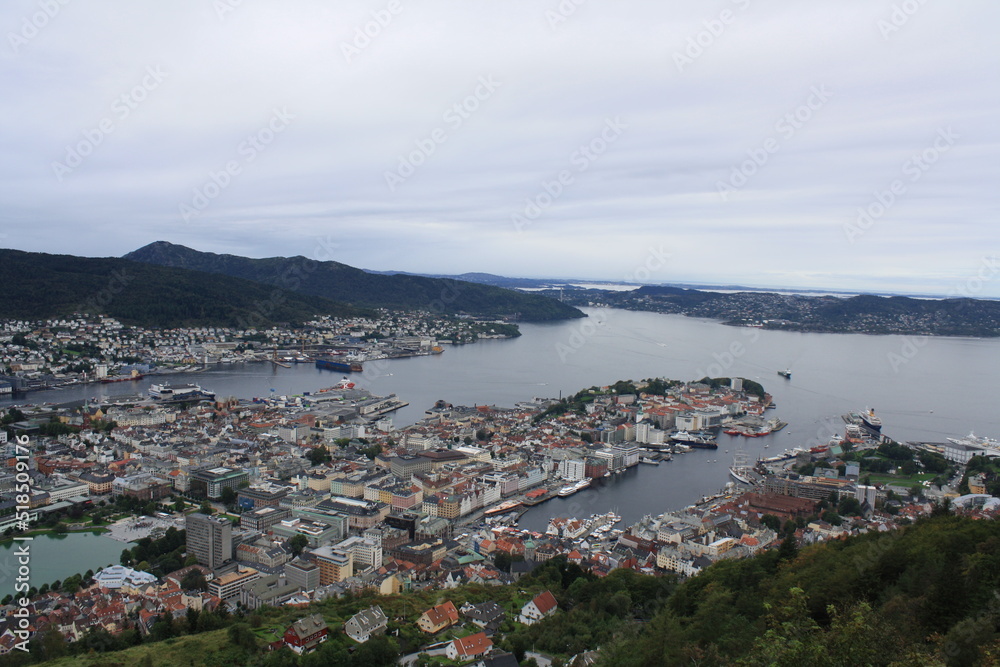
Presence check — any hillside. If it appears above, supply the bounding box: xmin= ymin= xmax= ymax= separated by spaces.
xmin=561 ymin=284 xmax=1000 ymax=336
xmin=16 ymin=514 xmax=1000 ymax=666
xmin=124 ymin=242 xmax=585 ymax=322
xmin=0 ymin=249 xmax=367 ymax=328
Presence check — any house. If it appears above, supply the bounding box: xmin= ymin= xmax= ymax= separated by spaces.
xmin=344 ymin=605 xmax=388 ymax=644
xmin=417 ymin=600 xmax=460 ymax=633
xmin=283 ymin=613 xmax=329 ymax=654
xmin=446 ymin=631 xmax=493 ymax=661
xmin=474 ymin=653 xmax=520 ymax=667
xmin=519 ymin=590 xmax=558 ymax=625
xmin=461 ymin=600 xmax=505 ymax=634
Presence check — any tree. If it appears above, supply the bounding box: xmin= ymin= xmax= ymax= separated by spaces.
xmin=289 ymin=533 xmax=309 ymax=557
xmin=306 ymin=446 xmax=332 ymax=465
xmin=759 ymin=514 xmax=782 ymax=532
xmin=227 ymin=623 xmax=258 ymax=652
xmin=220 ymin=486 xmax=237 ymax=507
xmin=181 ymin=569 xmax=208 ymax=591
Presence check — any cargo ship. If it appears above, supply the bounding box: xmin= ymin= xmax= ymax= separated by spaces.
xmin=315 ymin=356 xmax=364 ymax=373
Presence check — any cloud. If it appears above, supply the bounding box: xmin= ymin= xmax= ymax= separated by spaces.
xmin=1 ymin=0 xmax=998 ymax=295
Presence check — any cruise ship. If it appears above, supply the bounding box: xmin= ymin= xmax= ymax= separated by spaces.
xmin=557 ymin=479 xmax=591 ymax=497
xmin=148 ymin=383 xmax=216 ymax=402
xmin=859 ymin=408 xmax=882 ymax=432
xmin=671 ymin=431 xmax=718 ymax=449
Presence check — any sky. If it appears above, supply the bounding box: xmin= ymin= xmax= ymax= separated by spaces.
xmin=1 ymin=1 xmax=998 ymax=296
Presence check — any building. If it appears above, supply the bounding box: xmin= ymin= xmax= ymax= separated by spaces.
xmin=285 ymin=557 xmax=320 ymax=592
xmin=519 ymin=590 xmax=558 ymax=625
xmin=238 ymin=484 xmax=289 ymax=511
xmin=311 ymin=545 xmax=353 ymax=584
xmin=240 ymin=506 xmax=291 ymax=532
xmin=78 ymin=470 xmax=115 ymax=495
xmin=92 ymin=565 xmax=158 ymax=590
xmin=242 ymin=574 xmax=301 ymax=610
xmin=461 ymin=601 xmax=505 ymax=634
xmin=208 ymin=566 xmax=260 ymax=602
xmin=344 ymin=605 xmax=388 ymax=643
xmin=417 ymin=600 xmax=459 ymax=633
xmin=316 ymin=496 xmax=389 ymax=530
xmin=283 ymin=614 xmax=329 ymax=655
xmin=446 ymin=632 xmax=493 ymax=661
xmin=189 ymin=467 xmax=249 ymax=499
xmin=186 ymin=513 xmax=233 ymax=570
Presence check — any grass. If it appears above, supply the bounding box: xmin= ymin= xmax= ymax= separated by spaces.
xmin=866 ymin=472 xmax=936 ymax=486
xmin=41 ymin=629 xmax=232 ymax=667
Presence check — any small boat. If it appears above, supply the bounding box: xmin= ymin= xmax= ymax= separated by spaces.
xmin=778 ymin=369 xmax=791 ymax=378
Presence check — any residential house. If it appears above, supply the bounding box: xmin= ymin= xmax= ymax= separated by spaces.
xmin=519 ymin=590 xmax=558 ymax=625
xmin=417 ymin=600 xmax=459 ymax=633
xmin=344 ymin=605 xmax=388 ymax=644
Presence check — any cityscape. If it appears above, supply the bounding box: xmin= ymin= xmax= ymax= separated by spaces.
xmin=2 ymin=1 xmax=999 ymax=665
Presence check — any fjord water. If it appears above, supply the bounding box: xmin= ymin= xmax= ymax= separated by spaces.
xmin=6 ymin=308 xmax=1000 ymax=529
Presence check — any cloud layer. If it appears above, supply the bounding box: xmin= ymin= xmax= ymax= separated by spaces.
xmin=1 ymin=0 xmax=998 ymax=295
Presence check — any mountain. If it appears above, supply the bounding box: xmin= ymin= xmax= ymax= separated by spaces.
xmin=0 ymin=249 xmax=367 ymax=328
xmin=124 ymin=241 xmax=584 ymax=321
xmin=558 ymin=284 xmax=1000 ymax=336
xmin=364 ymin=269 xmax=562 ymax=290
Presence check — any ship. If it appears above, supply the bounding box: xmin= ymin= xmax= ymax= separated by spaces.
xmin=148 ymin=383 xmax=215 ymax=402
xmin=671 ymin=430 xmax=718 ymax=449
xmin=777 ymin=369 xmax=791 ymax=378
xmin=859 ymin=408 xmax=882 ymax=432
xmin=315 ymin=356 xmax=364 ymax=373
xmin=100 ymin=373 xmax=143 ymax=383
xmin=729 ymin=448 xmax=754 ymax=485
xmin=557 ymin=479 xmax=591 ymax=497
xmin=484 ymin=500 xmax=523 ymax=516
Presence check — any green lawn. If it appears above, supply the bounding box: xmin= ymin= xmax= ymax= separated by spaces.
xmin=866 ymin=472 xmax=936 ymax=486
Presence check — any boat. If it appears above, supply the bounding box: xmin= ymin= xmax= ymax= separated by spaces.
xmin=557 ymin=479 xmax=591 ymax=497
xmin=100 ymin=373 xmax=143 ymax=383
xmin=148 ymin=383 xmax=215 ymax=402
xmin=639 ymin=456 xmax=659 ymax=465
xmin=859 ymin=408 xmax=882 ymax=432
xmin=484 ymin=500 xmax=523 ymax=516
xmin=778 ymin=369 xmax=791 ymax=378
xmin=315 ymin=356 xmax=364 ymax=373
xmin=672 ymin=431 xmax=718 ymax=449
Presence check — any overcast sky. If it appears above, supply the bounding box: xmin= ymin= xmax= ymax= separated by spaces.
xmin=1 ymin=1 xmax=998 ymax=295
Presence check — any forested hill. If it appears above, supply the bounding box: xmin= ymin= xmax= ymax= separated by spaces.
xmin=0 ymin=249 xmax=367 ymax=328
xmin=125 ymin=241 xmax=585 ymax=322
xmin=559 ymin=284 xmax=1000 ymax=336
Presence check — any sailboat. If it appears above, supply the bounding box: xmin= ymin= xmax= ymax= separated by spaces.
xmin=729 ymin=447 xmax=754 ymax=485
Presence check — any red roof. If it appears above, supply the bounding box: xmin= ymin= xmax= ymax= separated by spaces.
xmin=531 ymin=590 xmax=558 ymax=614
xmin=452 ymin=631 xmax=493 ymax=656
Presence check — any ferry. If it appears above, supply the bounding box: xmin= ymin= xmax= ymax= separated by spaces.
xmin=557 ymin=479 xmax=591 ymax=497
xmin=671 ymin=431 xmax=718 ymax=449
xmin=778 ymin=369 xmax=791 ymax=379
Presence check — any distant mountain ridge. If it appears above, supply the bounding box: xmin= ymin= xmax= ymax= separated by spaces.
xmin=560 ymin=284 xmax=1000 ymax=337
xmin=124 ymin=241 xmax=584 ymax=321
xmin=0 ymin=249 xmax=367 ymax=328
